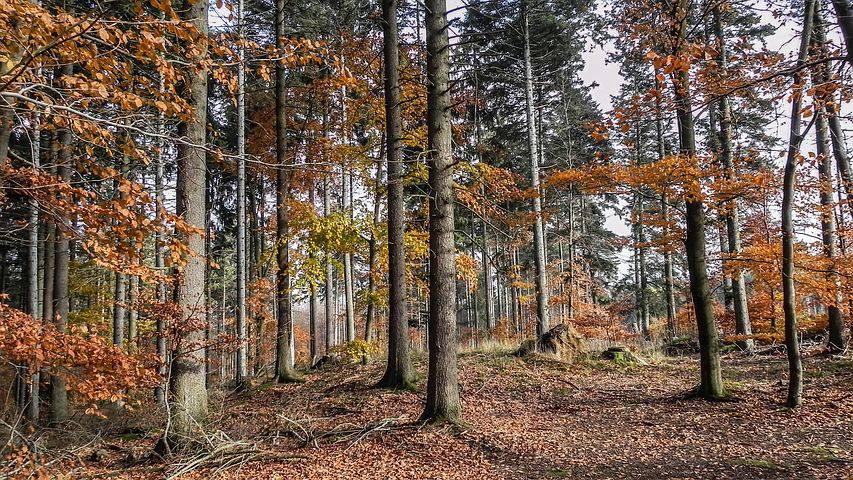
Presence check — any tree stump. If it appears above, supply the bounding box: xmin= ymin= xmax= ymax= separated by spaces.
xmin=600 ymin=346 xmax=648 ymax=365
xmin=515 ymin=324 xmax=583 ymax=360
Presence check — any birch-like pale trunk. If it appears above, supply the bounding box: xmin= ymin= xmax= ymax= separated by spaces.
xmin=234 ymin=0 xmax=248 ymax=387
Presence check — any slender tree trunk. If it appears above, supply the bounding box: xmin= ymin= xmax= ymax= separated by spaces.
xmin=51 ymin=69 xmax=73 ymax=421
xmin=154 ymin=94 xmax=167 ymax=404
xmin=234 ymin=0 xmax=248 ymax=388
xmin=168 ymin=0 xmax=210 ymax=444
xmin=309 ymin=180 xmax=319 ymax=363
xmin=339 ymin=81 xmax=356 ymax=343
xmin=421 ymin=0 xmax=461 ymax=423
xmin=26 ymin=114 xmax=41 ymax=423
xmin=113 ymin=273 xmax=126 ymax=347
xmin=379 ymin=0 xmax=414 ymax=388
xmin=812 ymin=8 xmax=847 ymax=351
xmin=275 ymin=0 xmax=297 ymax=382
xmin=364 ymin=155 xmax=383 ymax=348
xmin=827 ymin=109 xmax=853 ymax=223
xmin=712 ymin=5 xmax=753 ymax=351
xmin=521 ymin=2 xmax=549 ymax=339
xmin=253 ymin=178 xmax=266 ymax=375
xmin=655 ymin=75 xmax=677 ymax=338
xmin=670 ymin=0 xmax=724 ymax=398
xmin=128 ymin=269 xmax=138 ymax=352
xmin=815 ymin=106 xmax=846 ymax=351
xmin=781 ymin=0 xmax=816 ymax=408
xmin=324 ymin=174 xmax=335 ymax=354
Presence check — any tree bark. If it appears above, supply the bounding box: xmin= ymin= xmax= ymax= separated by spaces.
xmin=26 ymin=114 xmax=41 ymax=423
xmin=154 ymin=91 xmax=167 ymax=404
xmin=422 ymin=0 xmax=461 ymax=423
xmin=235 ymin=0 xmax=248 ymax=388
xmin=713 ymin=4 xmax=753 ymax=351
xmin=51 ymin=69 xmax=73 ymax=422
xmin=324 ymin=173 xmax=335 ymax=354
xmin=275 ymin=0 xmax=297 ymax=383
xmin=670 ymin=0 xmax=724 ymax=398
xmin=168 ymin=0 xmax=210 ymax=443
xmin=309 ymin=179 xmax=319 ymax=363
xmin=815 ymin=107 xmax=846 ymax=351
xmin=781 ymin=0 xmax=816 ymax=408
xmin=655 ymin=83 xmax=677 ymax=338
xmin=831 ymin=0 xmax=853 ymax=63
xmin=521 ymin=1 xmax=550 ymax=339
xmin=379 ymin=0 xmax=414 ymax=389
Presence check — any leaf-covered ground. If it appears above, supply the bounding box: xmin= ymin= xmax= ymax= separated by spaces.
xmin=54 ymin=349 xmax=853 ymax=479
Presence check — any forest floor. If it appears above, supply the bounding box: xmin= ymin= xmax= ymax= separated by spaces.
xmin=47 ymin=345 xmax=853 ymax=479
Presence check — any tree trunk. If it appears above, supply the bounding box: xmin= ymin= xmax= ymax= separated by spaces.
xmin=51 ymin=72 xmax=73 ymax=422
xmin=168 ymin=0 xmax=210 ymax=444
xmin=113 ymin=272 xmax=126 ymax=347
xmin=339 ymin=80 xmax=356 ymax=344
xmin=815 ymin=107 xmax=846 ymax=351
xmin=309 ymin=179 xmax=319 ymax=363
xmin=655 ymin=74 xmax=677 ymax=338
xmin=154 ymin=93 xmax=167 ymax=404
xmin=235 ymin=0 xmax=248 ymax=388
xmin=379 ymin=0 xmax=414 ymax=389
xmin=521 ymin=2 xmax=550 ymax=339
xmin=421 ymin=0 xmax=461 ymax=423
xmin=26 ymin=114 xmax=41 ymax=423
xmin=781 ymin=0 xmax=816 ymax=408
xmin=670 ymin=0 xmax=724 ymax=399
xmin=275 ymin=0 xmax=297 ymax=383
xmin=713 ymin=5 xmax=753 ymax=351
xmin=324 ymin=174 xmax=335 ymax=354
xmin=364 ymin=152 xmax=383 ymax=348
xmin=831 ymin=0 xmax=853 ymax=63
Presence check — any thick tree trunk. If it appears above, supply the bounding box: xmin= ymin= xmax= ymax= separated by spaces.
xmin=671 ymin=0 xmax=724 ymax=399
xmin=781 ymin=0 xmax=816 ymax=408
xmin=168 ymin=0 xmax=210 ymax=444
xmin=422 ymin=0 xmax=461 ymax=423
xmin=275 ymin=0 xmax=297 ymax=383
xmin=521 ymin=2 xmax=550 ymax=339
xmin=379 ymin=0 xmax=414 ymax=389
